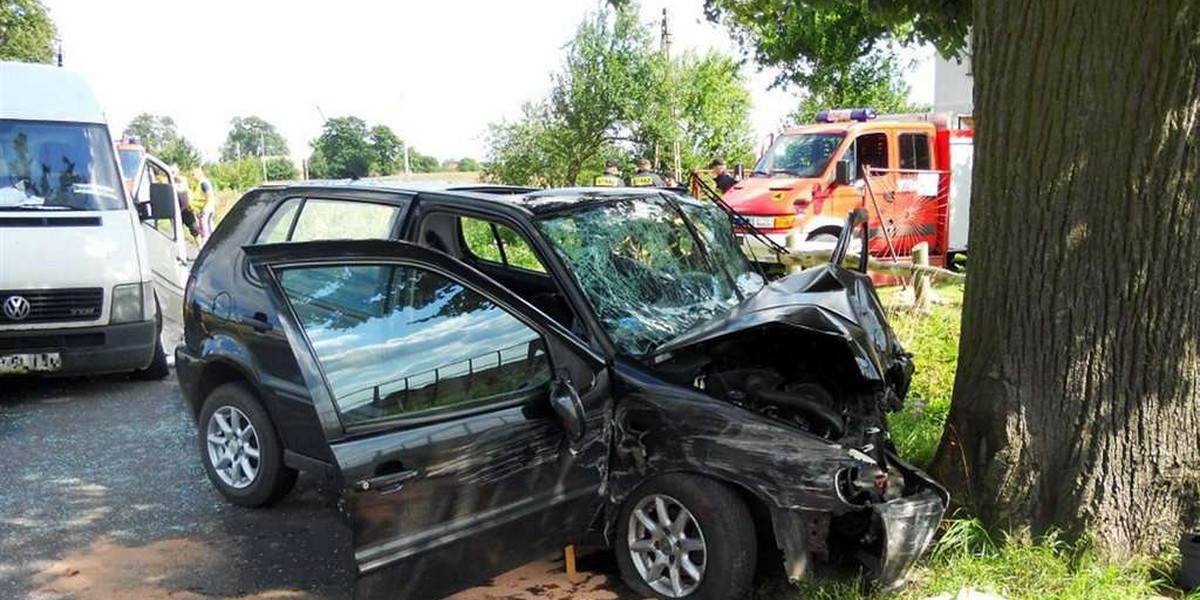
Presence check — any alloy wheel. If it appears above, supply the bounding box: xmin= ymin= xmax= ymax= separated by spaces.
xmin=627 ymin=493 xmax=707 ymax=597
xmin=205 ymin=406 xmax=261 ymax=489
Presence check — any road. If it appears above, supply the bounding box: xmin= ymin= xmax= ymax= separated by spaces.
xmin=0 ymin=371 xmax=638 ymax=600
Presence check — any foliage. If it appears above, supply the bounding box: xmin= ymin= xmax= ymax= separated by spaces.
xmin=204 ymin=158 xmax=262 ymax=191
xmin=159 ymin=136 xmax=201 ymax=170
xmin=457 ymin=157 xmax=480 ymax=172
xmin=264 ymin=157 xmax=297 ymax=181
xmin=791 ymin=51 xmax=927 ymax=124
xmin=879 ymin=283 xmax=962 ymax=468
xmin=0 ymin=0 xmax=55 ymax=63
xmin=308 ymin=116 xmax=438 ymax=178
xmin=485 ymin=3 xmax=754 ymax=186
xmin=220 ymin=116 xmax=289 ymax=161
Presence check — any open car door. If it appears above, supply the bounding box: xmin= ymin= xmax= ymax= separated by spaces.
xmin=245 ymin=240 xmax=612 ymax=600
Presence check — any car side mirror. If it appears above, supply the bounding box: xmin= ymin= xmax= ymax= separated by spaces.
xmin=549 ymin=375 xmax=586 ymax=451
xmin=147 ymin=182 xmax=176 ymax=220
xmin=834 ymin=160 xmax=854 ymax=186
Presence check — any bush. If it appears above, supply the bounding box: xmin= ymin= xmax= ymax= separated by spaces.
xmin=265 ymin=157 xmax=297 ymax=181
xmin=205 ymin=158 xmax=263 ymax=191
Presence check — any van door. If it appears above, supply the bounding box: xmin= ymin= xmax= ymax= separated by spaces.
xmin=135 ymin=157 xmax=189 ymax=326
xmin=246 ymin=240 xmax=612 ymax=600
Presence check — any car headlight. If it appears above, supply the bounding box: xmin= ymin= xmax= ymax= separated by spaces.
xmin=111 ymin=282 xmax=152 ymax=323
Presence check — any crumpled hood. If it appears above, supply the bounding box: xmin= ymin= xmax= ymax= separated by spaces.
xmin=656 ymin=264 xmax=906 ymax=384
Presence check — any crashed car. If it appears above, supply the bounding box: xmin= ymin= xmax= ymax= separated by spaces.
xmin=176 ymin=182 xmax=947 ymax=600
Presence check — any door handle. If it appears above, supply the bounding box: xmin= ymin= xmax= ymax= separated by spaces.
xmin=356 ymin=469 xmax=421 ymax=495
xmin=176 ymin=256 xmax=190 ymax=267
xmin=237 ymin=312 xmax=272 ymax=333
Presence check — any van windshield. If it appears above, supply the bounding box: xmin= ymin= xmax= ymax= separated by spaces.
xmin=0 ymin=121 xmax=126 ymax=211
xmin=753 ymin=132 xmax=846 ymax=177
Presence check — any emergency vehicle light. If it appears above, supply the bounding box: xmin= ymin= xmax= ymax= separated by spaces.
xmin=815 ymin=108 xmax=877 ymax=123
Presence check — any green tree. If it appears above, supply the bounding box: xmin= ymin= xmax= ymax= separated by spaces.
xmin=709 ymin=0 xmax=1200 ymax=560
xmin=0 ymin=0 xmax=57 ymax=63
xmin=367 ymin=125 xmax=402 ymax=175
xmin=308 ymin=116 xmax=374 ymax=179
xmin=484 ymin=102 xmax=570 ymax=186
xmin=159 ymin=136 xmax=201 ymax=170
xmin=204 ymin=158 xmax=262 ymax=190
xmin=790 ymin=51 xmax=924 ymax=124
xmin=264 ymin=157 xmax=297 ymax=181
xmin=457 ymin=157 xmax=480 ymax=172
xmin=219 ymin=116 xmax=289 ymax=161
xmin=122 ymin=114 xmax=181 ymax=155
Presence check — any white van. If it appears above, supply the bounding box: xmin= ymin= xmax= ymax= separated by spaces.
xmin=0 ymin=61 xmax=169 ymax=378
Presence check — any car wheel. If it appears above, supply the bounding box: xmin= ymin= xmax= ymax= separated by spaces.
xmin=615 ymin=474 xmax=756 ymax=600
xmin=198 ymin=382 xmax=297 ymax=507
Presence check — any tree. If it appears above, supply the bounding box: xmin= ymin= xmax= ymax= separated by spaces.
xmin=264 ymin=157 xmax=297 ymax=181
xmin=308 ymin=116 xmax=374 ymax=179
xmin=122 ymin=114 xmax=181 ymax=155
xmin=790 ymin=52 xmax=924 ymax=124
xmin=709 ymin=0 xmax=1200 ymax=560
xmin=220 ymin=116 xmax=289 ymax=161
xmin=205 ymin=158 xmax=262 ymax=190
xmin=457 ymin=157 xmax=480 ymax=172
xmin=159 ymin=137 xmax=201 ymax=170
xmin=367 ymin=125 xmax=402 ymax=175
xmin=0 ymin=0 xmax=57 ymax=63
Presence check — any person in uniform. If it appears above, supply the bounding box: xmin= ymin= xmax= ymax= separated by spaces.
xmin=629 ymin=158 xmax=666 ymax=187
xmin=593 ymin=161 xmax=625 ymax=187
xmin=711 ymin=158 xmax=737 ymax=193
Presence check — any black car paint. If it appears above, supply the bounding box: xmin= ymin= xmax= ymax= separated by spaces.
xmin=176 ymin=183 xmax=947 ymax=599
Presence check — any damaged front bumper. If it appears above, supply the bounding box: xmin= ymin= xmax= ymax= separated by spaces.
xmin=872 ymin=487 xmax=946 ymax=587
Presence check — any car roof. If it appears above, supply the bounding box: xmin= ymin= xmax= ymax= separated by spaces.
xmin=255 ymin=180 xmax=681 ymax=217
xmin=0 ymin=61 xmax=107 ymax=124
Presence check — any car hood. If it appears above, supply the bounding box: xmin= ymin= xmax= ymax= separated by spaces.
xmin=655 ymin=264 xmax=906 ymax=384
xmin=722 ymin=175 xmax=823 ymax=214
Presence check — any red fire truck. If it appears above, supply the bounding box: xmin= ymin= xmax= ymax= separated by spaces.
xmin=719 ymin=108 xmax=974 ymax=269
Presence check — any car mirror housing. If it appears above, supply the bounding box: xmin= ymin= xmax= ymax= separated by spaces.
xmin=147 ymin=182 xmax=176 ymax=220
xmin=549 ymin=375 xmax=586 ymax=451
xmin=834 ymin=160 xmax=854 ymax=186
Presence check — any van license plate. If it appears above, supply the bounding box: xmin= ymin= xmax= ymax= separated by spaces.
xmin=0 ymin=353 xmax=62 ymax=374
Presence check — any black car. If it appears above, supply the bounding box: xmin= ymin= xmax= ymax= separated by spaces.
xmin=176 ymin=182 xmax=947 ymax=600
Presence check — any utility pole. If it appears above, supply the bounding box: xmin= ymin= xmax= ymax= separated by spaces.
xmin=662 ymin=8 xmax=681 ymax=182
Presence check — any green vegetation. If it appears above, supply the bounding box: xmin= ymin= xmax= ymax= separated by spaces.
xmin=220 ymin=116 xmax=289 ymax=161
xmin=0 ymin=0 xmax=57 ymax=63
xmin=122 ymin=113 xmax=202 ymax=170
xmin=461 ymin=217 xmax=545 ymax=272
xmin=484 ymin=2 xmax=754 ymax=186
xmin=307 ymin=116 xmax=440 ymax=179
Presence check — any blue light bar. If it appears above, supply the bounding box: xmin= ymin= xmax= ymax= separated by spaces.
xmin=815 ymin=108 xmax=878 ymax=123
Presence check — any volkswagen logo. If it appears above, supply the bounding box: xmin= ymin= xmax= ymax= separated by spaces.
xmin=3 ymin=295 xmax=31 ymax=321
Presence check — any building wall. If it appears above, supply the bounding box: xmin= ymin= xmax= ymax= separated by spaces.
xmin=934 ymin=53 xmax=974 ymax=115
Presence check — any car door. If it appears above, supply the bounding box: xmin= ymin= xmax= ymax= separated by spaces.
xmin=245 ymin=240 xmax=612 ymax=600
xmin=137 ymin=157 xmax=189 ymax=325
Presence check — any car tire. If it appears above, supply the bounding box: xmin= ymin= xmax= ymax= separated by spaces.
xmin=198 ymin=382 xmax=297 ymax=507
xmin=133 ymin=335 xmax=170 ymax=380
xmin=615 ymin=474 xmax=757 ymax=600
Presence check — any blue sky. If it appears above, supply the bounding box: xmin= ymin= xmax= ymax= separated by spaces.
xmin=43 ymin=0 xmax=934 ymax=163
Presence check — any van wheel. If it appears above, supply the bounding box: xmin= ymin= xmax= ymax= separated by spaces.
xmin=616 ymin=474 xmax=756 ymax=599
xmin=199 ymin=382 xmax=297 ymax=507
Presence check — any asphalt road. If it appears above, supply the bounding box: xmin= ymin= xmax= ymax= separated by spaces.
xmin=0 ymin=369 xmax=639 ymax=600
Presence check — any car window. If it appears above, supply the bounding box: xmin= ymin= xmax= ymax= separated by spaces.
xmin=279 ymin=263 xmax=552 ymax=427
xmin=899 ymin=133 xmax=931 ymax=170
xmin=291 ymin=199 xmax=399 ymax=242
xmin=258 ymin=198 xmax=302 ymax=243
xmin=855 ymin=133 xmax=889 ymax=175
xmin=460 ymin=216 xmax=546 ymax=273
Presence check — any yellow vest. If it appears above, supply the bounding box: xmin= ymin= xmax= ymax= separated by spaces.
xmin=593 ymin=174 xmax=624 ymax=187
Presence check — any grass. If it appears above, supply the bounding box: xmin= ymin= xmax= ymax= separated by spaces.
xmin=758 ymin=281 xmax=1197 ymax=600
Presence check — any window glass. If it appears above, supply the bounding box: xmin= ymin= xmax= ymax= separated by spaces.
xmin=0 ymin=121 xmax=125 ymax=211
xmin=280 ymin=264 xmax=552 ymax=426
xmin=257 ymin=198 xmax=302 ymax=243
xmin=753 ymin=133 xmax=845 ymax=177
xmin=290 ymin=199 xmax=398 ymax=242
xmin=461 ymin=216 xmax=546 ymax=273
xmin=854 ymin=133 xmax=889 ymax=175
xmin=899 ymin=133 xmax=931 ymax=170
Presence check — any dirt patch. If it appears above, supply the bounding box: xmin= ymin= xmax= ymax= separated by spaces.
xmin=33 ymin=538 xmax=316 ymax=600
xmin=445 ymin=558 xmax=644 ymax=600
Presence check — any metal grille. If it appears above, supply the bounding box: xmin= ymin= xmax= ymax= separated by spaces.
xmin=0 ymin=288 xmax=104 ymax=324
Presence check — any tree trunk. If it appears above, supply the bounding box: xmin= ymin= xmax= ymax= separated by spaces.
xmin=931 ymin=0 xmax=1200 ymax=559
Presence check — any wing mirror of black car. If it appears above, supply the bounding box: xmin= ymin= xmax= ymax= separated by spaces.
xmin=146 ymin=182 xmax=176 ymax=220
xmin=831 ymin=208 xmax=870 ymax=273
xmin=549 ymin=374 xmax=587 ymax=451
xmin=834 ymin=160 xmax=854 ymax=186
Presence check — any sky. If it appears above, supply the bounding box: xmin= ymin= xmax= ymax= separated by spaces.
xmin=42 ymin=0 xmax=934 ymax=164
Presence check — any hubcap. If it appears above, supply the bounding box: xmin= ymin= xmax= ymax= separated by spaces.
xmin=627 ymin=494 xmax=707 ymax=597
xmin=205 ymin=406 xmax=261 ymax=489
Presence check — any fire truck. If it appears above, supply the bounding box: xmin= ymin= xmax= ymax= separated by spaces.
xmin=720 ymin=108 xmax=974 ymax=269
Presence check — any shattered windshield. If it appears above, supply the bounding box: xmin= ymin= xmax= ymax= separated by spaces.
xmin=0 ymin=121 xmax=126 ymax=211
xmin=539 ymin=194 xmax=764 ymax=357
xmin=754 ymin=132 xmax=845 ymax=177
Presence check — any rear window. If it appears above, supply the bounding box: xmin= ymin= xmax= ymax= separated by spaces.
xmin=257 ymin=198 xmax=400 ymax=243
xmin=0 ymin=120 xmax=125 ymax=211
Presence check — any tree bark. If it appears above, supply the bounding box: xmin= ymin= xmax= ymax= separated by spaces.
xmin=931 ymin=0 xmax=1200 ymax=559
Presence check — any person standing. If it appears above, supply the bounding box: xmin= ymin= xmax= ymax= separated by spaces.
xmin=195 ymin=170 xmax=218 ymax=245
xmin=593 ymin=161 xmax=625 ymax=187
xmin=711 ymin=159 xmax=737 ymax=193
xmin=629 ymin=158 xmax=666 ymax=187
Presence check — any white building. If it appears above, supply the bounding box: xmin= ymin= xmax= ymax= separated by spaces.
xmin=934 ymin=52 xmax=973 ymax=116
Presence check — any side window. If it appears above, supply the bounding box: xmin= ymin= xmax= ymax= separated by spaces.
xmin=854 ymin=133 xmax=889 ymax=175
xmin=460 ymin=216 xmax=547 ymax=273
xmin=899 ymin=133 xmax=931 ymax=170
xmin=256 ymin=198 xmax=399 ymax=243
xmin=279 ymin=264 xmax=552 ymax=427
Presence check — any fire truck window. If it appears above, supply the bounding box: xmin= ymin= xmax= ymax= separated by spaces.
xmin=854 ymin=133 xmax=889 ymax=176
xmin=900 ymin=133 xmax=931 ymax=170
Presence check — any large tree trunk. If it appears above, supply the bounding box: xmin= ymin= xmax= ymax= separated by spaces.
xmin=930 ymin=0 xmax=1200 ymax=558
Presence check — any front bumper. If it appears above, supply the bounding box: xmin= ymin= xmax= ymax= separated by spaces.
xmin=0 ymin=321 xmax=157 ymax=376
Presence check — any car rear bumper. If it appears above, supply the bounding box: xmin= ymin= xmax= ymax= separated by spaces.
xmin=0 ymin=320 xmax=157 ymax=376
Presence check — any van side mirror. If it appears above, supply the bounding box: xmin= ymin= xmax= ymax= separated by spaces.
xmin=549 ymin=375 xmax=586 ymax=451
xmin=834 ymin=160 xmax=854 ymax=186
xmin=147 ymin=182 xmax=176 ymax=220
